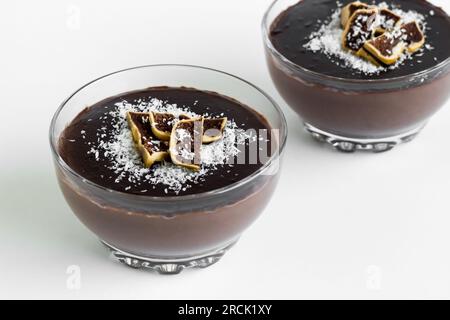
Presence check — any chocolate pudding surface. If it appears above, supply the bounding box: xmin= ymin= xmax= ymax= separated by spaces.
xmin=269 ymin=0 xmax=450 ymax=80
xmin=59 ymin=87 xmax=272 ymax=197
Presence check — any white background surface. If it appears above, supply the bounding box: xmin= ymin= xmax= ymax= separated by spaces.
xmin=1 ymin=0 xmax=449 ymax=299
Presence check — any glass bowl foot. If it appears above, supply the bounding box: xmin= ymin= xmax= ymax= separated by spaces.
xmin=304 ymin=123 xmax=424 ymax=153
xmin=101 ymin=240 xmax=238 ymax=275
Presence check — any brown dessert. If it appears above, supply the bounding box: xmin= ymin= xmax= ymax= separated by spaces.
xmin=52 ymin=83 xmax=284 ymax=274
xmin=265 ymin=0 xmax=450 ymax=152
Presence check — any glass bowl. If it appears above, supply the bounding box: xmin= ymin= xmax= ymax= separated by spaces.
xmin=49 ymin=65 xmax=287 ymax=274
xmin=263 ymin=0 xmax=450 ymax=152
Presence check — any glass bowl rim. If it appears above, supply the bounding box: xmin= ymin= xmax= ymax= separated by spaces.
xmin=49 ymin=64 xmax=288 ymax=202
xmin=262 ymin=0 xmax=450 ymax=85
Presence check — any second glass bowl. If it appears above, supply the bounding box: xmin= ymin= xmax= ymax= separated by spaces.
xmin=263 ymin=0 xmax=450 ymax=152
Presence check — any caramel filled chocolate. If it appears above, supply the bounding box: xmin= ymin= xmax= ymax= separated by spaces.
xmin=401 ymin=21 xmax=426 ymax=53
xmin=341 ymin=1 xmax=371 ymax=27
xmin=127 ymin=112 xmax=169 ymax=168
xmin=169 ymin=118 xmax=204 ymax=171
xmin=363 ymin=30 xmax=406 ymax=65
xmin=342 ymin=8 xmax=378 ymax=51
xmin=149 ymin=112 xmax=176 ymax=141
xmin=376 ymin=8 xmax=402 ymax=34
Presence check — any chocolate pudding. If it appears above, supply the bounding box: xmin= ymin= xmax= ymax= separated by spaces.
xmin=264 ymin=0 xmax=450 ymax=152
xmin=52 ymin=76 xmax=285 ymax=274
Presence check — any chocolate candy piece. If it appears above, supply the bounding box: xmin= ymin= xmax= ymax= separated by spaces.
xmin=149 ymin=112 xmax=176 ymax=141
xmin=127 ymin=112 xmax=169 ymax=168
xmin=356 ymin=47 xmax=382 ymax=66
xmin=203 ymin=117 xmax=227 ymax=144
xmin=401 ymin=21 xmax=425 ymax=53
xmin=342 ymin=8 xmax=378 ymax=51
xmin=340 ymin=1 xmax=370 ymax=28
xmin=169 ymin=118 xmax=204 ymax=171
xmin=149 ymin=112 xmax=191 ymax=141
xmin=374 ymin=8 xmax=402 ymax=36
xmin=362 ymin=30 xmax=406 ymax=66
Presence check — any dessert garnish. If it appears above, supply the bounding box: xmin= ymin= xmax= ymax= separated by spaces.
xmin=401 ymin=21 xmax=426 ymax=53
xmin=340 ymin=1 xmax=370 ymax=27
xmin=359 ymin=20 xmax=425 ymax=66
xmin=342 ymin=8 xmax=378 ymax=51
xmin=169 ymin=118 xmax=204 ymax=171
xmin=149 ymin=112 xmax=176 ymax=140
xmin=341 ymin=1 xmax=426 ymax=65
xmin=128 ymin=111 xmax=230 ymax=172
xmin=149 ymin=112 xmax=192 ymax=141
xmin=126 ymin=112 xmax=169 ymax=168
xmin=203 ymin=117 xmax=227 ymax=144
xmin=76 ymin=93 xmax=256 ymax=194
xmin=360 ymin=29 xmax=406 ymax=66
xmin=375 ymin=8 xmax=402 ymax=36
xmin=305 ymin=1 xmax=429 ymax=74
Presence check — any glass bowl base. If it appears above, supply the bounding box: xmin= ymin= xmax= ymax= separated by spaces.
xmin=101 ymin=240 xmax=238 ymax=275
xmin=304 ymin=123 xmax=425 ymax=153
